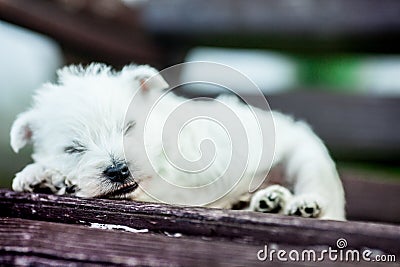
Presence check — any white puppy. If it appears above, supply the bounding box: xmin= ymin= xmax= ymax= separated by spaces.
xmin=10 ymin=63 xmax=345 ymax=220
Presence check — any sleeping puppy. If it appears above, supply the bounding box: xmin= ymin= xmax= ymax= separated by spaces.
xmin=10 ymin=63 xmax=345 ymax=220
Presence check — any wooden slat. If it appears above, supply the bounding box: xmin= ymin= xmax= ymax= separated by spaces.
xmin=0 ymin=217 xmax=270 ymax=267
xmin=1 ymin=217 xmax=382 ymax=267
xmin=142 ymin=0 xmax=400 ymax=37
xmin=0 ymin=190 xmax=399 ymax=257
xmin=140 ymin=0 xmax=400 ymax=53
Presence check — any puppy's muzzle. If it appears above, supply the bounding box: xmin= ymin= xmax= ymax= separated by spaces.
xmin=104 ymin=162 xmax=130 ymax=183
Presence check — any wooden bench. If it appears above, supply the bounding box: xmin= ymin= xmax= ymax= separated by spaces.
xmin=2 ymin=0 xmax=400 ymax=66
xmin=1 ymin=167 xmax=399 ymax=266
xmin=0 ymin=189 xmax=399 ymax=266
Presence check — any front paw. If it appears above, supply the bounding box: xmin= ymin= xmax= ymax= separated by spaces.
xmin=285 ymin=195 xmax=322 ymax=218
xmin=12 ymin=164 xmax=62 ymax=194
xmin=249 ymin=185 xmax=293 ymax=213
xmin=55 ymin=179 xmax=79 ymax=195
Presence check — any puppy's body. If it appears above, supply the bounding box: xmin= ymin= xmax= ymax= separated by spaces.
xmin=11 ymin=64 xmax=345 ymax=220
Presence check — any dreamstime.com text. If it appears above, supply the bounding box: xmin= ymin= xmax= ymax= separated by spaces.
xmin=257 ymin=238 xmax=396 ymax=263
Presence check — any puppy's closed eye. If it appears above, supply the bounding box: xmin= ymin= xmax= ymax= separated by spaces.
xmin=64 ymin=140 xmax=87 ymax=154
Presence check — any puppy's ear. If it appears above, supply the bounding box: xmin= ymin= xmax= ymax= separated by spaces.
xmin=10 ymin=111 xmax=35 ymax=153
xmin=131 ymin=65 xmax=169 ymax=92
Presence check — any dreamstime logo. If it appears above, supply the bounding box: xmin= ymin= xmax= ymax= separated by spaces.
xmin=336 ymin=238 xmax=347 ymax=249
xmin=257 ymin=238 xmax=397 ymax=263
xmin=123 ymin=62 xmax=275 ymax=205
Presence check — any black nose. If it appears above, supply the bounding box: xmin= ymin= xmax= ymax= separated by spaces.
xmin=104 ymin=163 xmax=130 ymax=182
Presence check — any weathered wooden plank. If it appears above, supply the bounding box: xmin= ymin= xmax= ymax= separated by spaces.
xmin=0 ymin=217 xmax=266 ymax=267
xmin=0 ymin=190 xmax=399 ymax=257
xmin=2 ymin=217 xmax=383 ymax=267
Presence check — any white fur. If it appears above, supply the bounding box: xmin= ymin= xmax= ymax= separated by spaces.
xmin=10 ymin=63 xmax=345 ymax=220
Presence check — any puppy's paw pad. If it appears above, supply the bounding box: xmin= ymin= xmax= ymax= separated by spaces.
xmin=250 ymin=185 xmax=293 ymax=213
xmin=286 ymin=196 xmax=322 ymax=218
xmin=12 ymin=164 xmax=59 ymax=193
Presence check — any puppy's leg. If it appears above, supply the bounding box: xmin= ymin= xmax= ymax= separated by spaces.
xmin=249 ymin=184 xmax=293 ymax=214
xmin=272 ymin=112 xmax=345 ymax=220
xmin=12 ymin=163 xmax=66 ymax=194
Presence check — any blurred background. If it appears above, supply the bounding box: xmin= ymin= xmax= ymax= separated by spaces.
xmin=0 ymin=0 xmax=399 ymax=223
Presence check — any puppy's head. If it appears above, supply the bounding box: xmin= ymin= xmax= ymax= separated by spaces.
xmin=10 ymin=63 xmax=168 ymax=198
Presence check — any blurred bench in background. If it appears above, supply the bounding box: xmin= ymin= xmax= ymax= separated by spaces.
xmin=1 ymin=0 xmax=399 ymax=163
xmin=2 ymin=0 xmax=400 ymax=65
